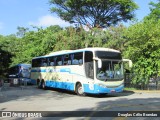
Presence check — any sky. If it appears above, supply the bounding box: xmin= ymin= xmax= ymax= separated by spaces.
xmin=0 ymin=0 xmax=158 ymax=36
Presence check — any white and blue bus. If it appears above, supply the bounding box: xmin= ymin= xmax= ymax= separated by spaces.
xmin=30 ymin=48 xmax=132 ymax=95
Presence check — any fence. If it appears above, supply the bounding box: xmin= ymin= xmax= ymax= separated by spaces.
xmin=0 ymin=78 xmax=10 ymax=92
xmin=0 ymin=77 xmax=28 ymax=91
xmin=124 ymin=73 xmax=160 ymax=90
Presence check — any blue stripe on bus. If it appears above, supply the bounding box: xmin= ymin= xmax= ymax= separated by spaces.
xmin=31 ymin=79 xmax=123 ymax=94
xmin=31 ymin=69 xmax=46 ymax=72
xmin=31 ymin=69 xmax=37 ymax=72
xmin=83 ymin=84 xmax=124 ymax=94
xmin=31 ymin=68 xmax=70 ymax=73
xmin=31 ymin=68 xmax=85 ymax=77
xmin=60 ymin=68 xmax=71 ymax=72
xmin=45 ymin=80 xmax=75 ymax=91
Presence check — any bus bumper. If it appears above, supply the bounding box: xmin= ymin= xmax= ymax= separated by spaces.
xmin=83 ymin=84 xmax=124 ymax=94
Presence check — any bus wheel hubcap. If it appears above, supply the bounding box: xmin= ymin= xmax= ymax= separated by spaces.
xmin=78 ymin=87 xmax=83 ymax=94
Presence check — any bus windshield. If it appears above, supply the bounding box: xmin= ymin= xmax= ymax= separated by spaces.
xmin=8 ymin=64 xmax=31 ymax=78
xmin=96 ymin=60 xmax=124 ymax=81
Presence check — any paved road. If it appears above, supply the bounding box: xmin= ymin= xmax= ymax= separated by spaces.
xmin=0 ymin=85 xmax=160 ymax=120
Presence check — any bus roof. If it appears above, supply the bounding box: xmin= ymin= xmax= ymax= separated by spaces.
xmin=32 ymin=47 xmax=120 ymax=59
xmin=10 ymin=64 xmax=31 ymax=68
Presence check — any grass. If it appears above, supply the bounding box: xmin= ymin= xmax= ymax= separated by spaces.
xmin=124 ymin=87 xmax=138 ymax=91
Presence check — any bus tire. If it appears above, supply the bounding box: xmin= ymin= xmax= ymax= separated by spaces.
xmin=42 ymin=81 xmax=46 ymax=90
xmin=99 ymin=93 xmax=108 ymax=97
xmin=37 ymin=79 xmax=42 ymax=89
xmin=76 ymin=83 xmax=85 ymax=96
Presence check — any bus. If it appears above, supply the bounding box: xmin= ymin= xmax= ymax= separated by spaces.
xmin=30 ymin=48 xmax=132 ymax=95
xmin=8 ymin=64 xmax=31 ymax=86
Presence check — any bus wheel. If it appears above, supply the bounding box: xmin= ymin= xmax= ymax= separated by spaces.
xmin=37 ymin=80 xmax=42 ymax=89
xmin=76 ymin=83 xmax=85 ymax=96
xmin=99 ymin=93 xmax=108 ymax=97
xmin=42 ymin=81 xmax=46 ymax=90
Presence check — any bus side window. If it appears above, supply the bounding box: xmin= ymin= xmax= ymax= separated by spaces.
xmin=48 ymin=57 xmax=54 ymax=66
xmin=50 ymin=62 xmax=54 ymax=66
xmin=54 ymin=57 xmax=57 ymax=66
xmin=58 ymin=61 xmax=62 ymax=66
xmin=79 ymin=59 xmax=83 ymax=64
xmin=43 ymin=63 xmax=47 ymax=67
xmin=71 ymin=52 xmax=83 ymax=65
xmin=68 ymin=60 xmax=71 ymax=65
xmin=32 ymin=58 xmax=41 ymax=67
xmin=41 ymin=58 xmax=47 ymax=67
xmin=56 ymin=56 xmax=62 ymax=66
xmin=32 ymin=59 xmax=36 ymax=67
xmin=73 ymin=59 xmax=79 ymax=65
xmin=47 ymin=57 xmax=50 ymax=66
xmin=63 ymin=54 xmax=71 ymax=65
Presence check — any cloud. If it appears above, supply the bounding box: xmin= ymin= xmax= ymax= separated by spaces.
xmin=29 ymin=15 xmax=71 ymax=27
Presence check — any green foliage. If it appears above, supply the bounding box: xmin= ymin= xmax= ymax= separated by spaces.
xmin=121 ymin=1 xmax=160 ymax=85
xmin=102 ymin=24 xmax=128 ymax=52
xmin=12 ymin=26 xmax=63 ymax=65
xmin=0 ymin=35 xmax=16 ymax=77
xmin=145 ymin=0 xmax=160 ymax=20
xmin=16 ymin=26 xmax=29 ymax=37
xmin=124 ymin=18 xmax=160 ymax=84
xmin=1 ymin=19 xmax=160 ymax=85
xmin=49 ymin=0 xmax=138 ymax=28
xmin=1 ymin=0 xmax=160 ymax=86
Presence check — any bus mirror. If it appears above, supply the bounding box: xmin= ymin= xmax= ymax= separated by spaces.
xmin=98 ymin=59 xmax=102 ymax=68
xmin=123 ymin=59 xmax=132 ymax=68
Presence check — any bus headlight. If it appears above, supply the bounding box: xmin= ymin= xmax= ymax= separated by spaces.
xmin=98 ymin=83 xmax=124 ymax=88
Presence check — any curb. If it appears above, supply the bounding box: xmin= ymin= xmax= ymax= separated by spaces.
xmin=124 ymin=90 xmax=160 ymax=93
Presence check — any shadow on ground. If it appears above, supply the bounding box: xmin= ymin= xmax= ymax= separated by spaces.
xmin=37 ymin=97 xmax=160 ymax=120
xmin=0 ymin=84 xmax=135 ymax=104
xmin=0 ymin=85 xmax=76 ymax=104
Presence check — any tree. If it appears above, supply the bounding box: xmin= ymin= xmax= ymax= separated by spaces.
xmin=122 ymin=1 xmax=160 ymax=86
xmin=0 ymin=35 xmax=14 ymax=77
xmin=16 ymin=26 xmax=29 ymax=37
xmin=49 ymin=0 xmax=138 ymax=28
xmin=124 ymin=18 xmax=160 ymax=85
xmin=144 ymin=0 xmax=160 ymax=20
xmin=10 ymin=25 xmax=64 ymax=65
xmin=103 ymin=24 xmax=127 ymax=52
